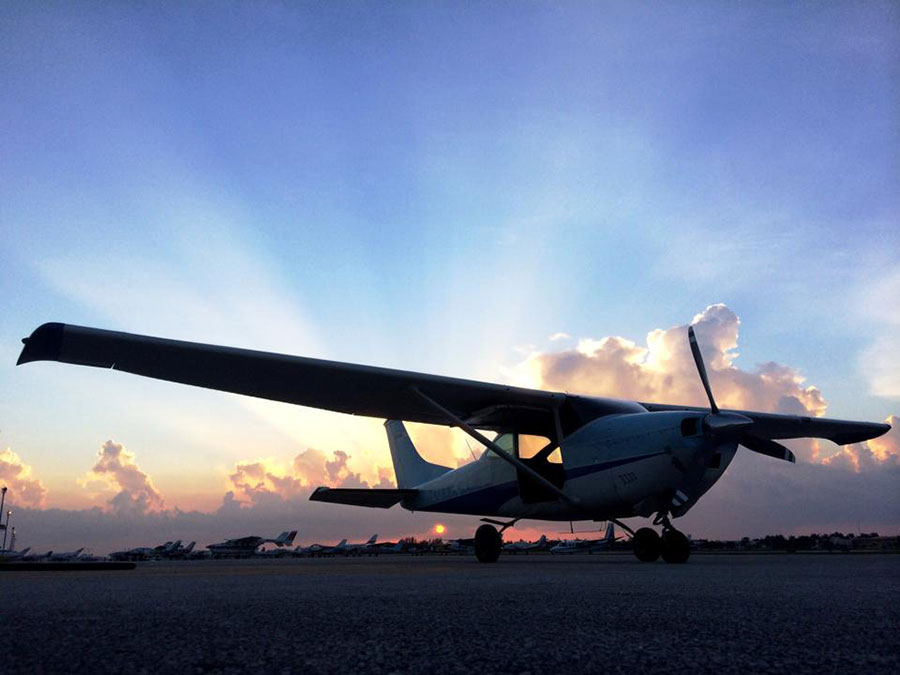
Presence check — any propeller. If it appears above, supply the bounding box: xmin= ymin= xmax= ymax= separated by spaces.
xmin=672 ymin=326 xmax=796 ymax=514
xmin=687 ymin=325 xmax=795 ymax=463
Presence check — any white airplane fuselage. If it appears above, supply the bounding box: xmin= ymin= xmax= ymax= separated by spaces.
xmin=402 ymin=412 xmax=736 ymax=521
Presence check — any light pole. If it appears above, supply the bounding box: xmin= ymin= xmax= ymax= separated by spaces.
xmin=2 ymin=510 xmax=10 ymax=551
xmin=0 ymin=486 xmax=7 ymax=538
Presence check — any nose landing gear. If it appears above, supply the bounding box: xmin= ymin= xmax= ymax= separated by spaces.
xmin=632 ymin=514 xmax=691 ymax=563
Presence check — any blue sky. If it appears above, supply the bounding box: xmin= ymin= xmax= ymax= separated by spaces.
xmin=0 ymin=3 xmax=897 ymax=547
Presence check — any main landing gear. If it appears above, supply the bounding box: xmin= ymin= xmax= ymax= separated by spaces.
xmin=632 ymin=514 xmax=691 ymax=564
xmin=473 ymin=518 xmax=518 ymax=563
xmin=474 ymin=524 xmax=502 ymax=563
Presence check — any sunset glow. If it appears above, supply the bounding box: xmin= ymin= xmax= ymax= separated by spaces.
xmin=0 ymin=3 xmax=897 ymax=552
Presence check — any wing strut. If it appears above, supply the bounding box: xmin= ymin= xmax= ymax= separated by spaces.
xmin=410 ymin=386 xmax=582 ymax=509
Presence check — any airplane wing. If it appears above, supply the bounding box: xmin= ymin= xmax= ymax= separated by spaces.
xmin=16 ymin=323 xmax=642 ymax=436
xmin=17 ymin=323 xmax=890 ymax=444
xmin=640 ymin=402 xmax=888 ymax=446
xmin=309 ymin=487 xmax=416 ymax=508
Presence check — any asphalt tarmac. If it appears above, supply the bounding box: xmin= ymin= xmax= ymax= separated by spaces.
xmin=1 ymin=554 xmax=897 ymax=674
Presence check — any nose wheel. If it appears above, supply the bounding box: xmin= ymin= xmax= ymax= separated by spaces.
xmin=633 ymin=516 xmax=691 ymax=563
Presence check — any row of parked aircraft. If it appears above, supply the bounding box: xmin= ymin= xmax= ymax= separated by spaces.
xmin=0 ymin=547 xmax=101 ymax=562
xmin=0 ymin=525 xmax=625 ymax=562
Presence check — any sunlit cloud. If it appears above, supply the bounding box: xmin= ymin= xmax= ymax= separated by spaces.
xmin=81 ymin=440 xmax=165 ymax=514
xmin=506 ymin=304 xmax=893 ymax=467
xmin=821 ymin=416 xmax=900 ymax=472
xmin=223 ymin=448 xmax=396 ymax=508
xmin=0 ymin=448 xmax=47 ymax=508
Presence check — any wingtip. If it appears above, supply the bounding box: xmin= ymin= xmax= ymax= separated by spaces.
xmin=16 ymin=322 xmax=65 ymax=365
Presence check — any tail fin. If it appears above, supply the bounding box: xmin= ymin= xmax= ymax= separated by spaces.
xmin=385 ymin=420 xmax=452 ymax=488
xmin=367 ymin=534 xmax=377 ymax=545
xmin=335 ymin=539 xmax=347 ymax=550
xmin=184 ymin=542 xmax=195 ymax=553
xmin=538 ymin=535 xmax=546 ymax=545
xmin=274 ymin=531 xmax=296 ymax=546
xmin=605 ymin=522 xmax=615 ymax=542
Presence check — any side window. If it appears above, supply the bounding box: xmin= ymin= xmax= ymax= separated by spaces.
xmin=489 ymin=433 xmax=515 ymax=458
xmin=519 ymin=435 xmax=561 ymax=464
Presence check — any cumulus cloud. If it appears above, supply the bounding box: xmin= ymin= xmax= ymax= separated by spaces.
xmin=0 ymin=448 xmax=47 ymax=508
xmin=83 ymin=441 xmax=165 ymax=514
xmin=223 ymin=448 xmax=396 ymax=508
xmin=511 ymin=304 xmax=893 ymax=468
xmin=821 ymin=416 xmax=899 ymax=472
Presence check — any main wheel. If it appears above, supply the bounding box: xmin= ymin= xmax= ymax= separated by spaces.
xmin=632 ymin=527 xmax=661 ymax=562
xmin=661 ymin=529 xmax=691 ymax=564
xmin=474 ymin=524 xmax=502 ymax=563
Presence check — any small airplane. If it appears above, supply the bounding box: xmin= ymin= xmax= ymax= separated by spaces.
xmin=549 ymin=538 xmax=590 ymax=555
xmin=110 ymin=540 xmax=185 ymax=561
xmin=503 ymin=534 xmax=548 ymax=554
xmin=372 ymin=541 xmax=407 ymax=555
xmin=343 ymin=534 xmax=379 ymax=555
xmin=0 ymin=547 xmax=31 ymax=562
xmin=547 ymin=523 xmax=618 ymax=554
xmin=587 ymin=522 xmax=621 ymax=553
xmin=17 ymin=321 xmax=891 ymax=564
xmin=47 ymin=547 xmax=86 ymax=561
xmin=207 ymin=531 xmax=297 ymax=558
xmin=165 ymin=541 xmax=196 ymax=559
xmin=443 ymin=538 xmax=475 ymax=555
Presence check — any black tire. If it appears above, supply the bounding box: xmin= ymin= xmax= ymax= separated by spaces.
xmin=661 ymin=529 xmax=691 ymax=564
xmin=633 ymin=527 xmax=661 ymax=562
xmin=474 ymin=524 xmax=502 ymax=563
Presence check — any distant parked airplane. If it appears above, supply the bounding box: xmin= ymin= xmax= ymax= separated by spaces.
xmin=550 ymin=522 xmax=618 ymax=554
xmin=48 ymin=548 xmax=85 ymax=561
xmin=503 ymin=535 xmax=549 ymax=554
xmin=207 ymin=531 xmax=297 ymax=558
xmin=343 ymin=534 xmax=378 ymax=555
xmin=0 ymin=547 xmax=31 ymax=562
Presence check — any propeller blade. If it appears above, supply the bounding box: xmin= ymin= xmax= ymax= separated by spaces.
xmin=688 ymin=326 xmax=718 ymax=414
xmin=737 ymin=433 xmax=796 ymax=463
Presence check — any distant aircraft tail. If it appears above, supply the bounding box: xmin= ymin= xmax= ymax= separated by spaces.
xmin=367 ymin=534 xmax=377 ymax=545
xmin=184 ymin=541 xmax=195 ymax=553
xmin=335 ymin=539 xmax=347 ymax=550
xmin=605 ymin=522 xmax=615 ymax=542
xmin=385 ymin=420 xmax=452 ymax=489
xmin=274 ymin=531 xmax=297 ymax=546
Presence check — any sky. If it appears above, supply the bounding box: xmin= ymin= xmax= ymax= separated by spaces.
xmin=1 ymin=2 xmax=898 ymax=553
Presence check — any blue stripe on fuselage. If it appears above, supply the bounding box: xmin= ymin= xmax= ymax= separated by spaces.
xmin=420 ymin=451 xmax=666 ymax=514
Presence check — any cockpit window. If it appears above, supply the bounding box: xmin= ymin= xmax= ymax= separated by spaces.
xmin=486 ymin=433 xmax=560 ymax=463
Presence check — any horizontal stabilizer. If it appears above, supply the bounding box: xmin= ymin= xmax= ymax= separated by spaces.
xmin=309 ymin=487 xmax=417 ymax=509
